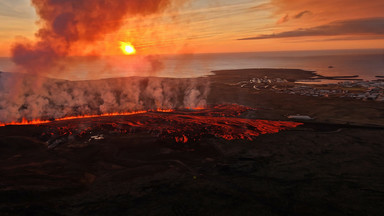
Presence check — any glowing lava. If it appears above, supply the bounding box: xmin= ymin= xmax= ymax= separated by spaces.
xmin=120 ymin=42 xmax=136 ymax=55
xmin=0 ymin=109 xmax=173 ymax=127
xmin=0 ymin=105 xmax=303 ymax=143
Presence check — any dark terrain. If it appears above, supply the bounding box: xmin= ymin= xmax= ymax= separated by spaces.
xmin=1 ymin=69 xmax=383 ymax=215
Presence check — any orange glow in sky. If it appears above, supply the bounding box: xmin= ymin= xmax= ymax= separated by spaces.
xmin=0 ymin=0 xmax=383 ymax=56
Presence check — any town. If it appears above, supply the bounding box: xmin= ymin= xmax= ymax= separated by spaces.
xmin=235 ymin=76 xmax=384 ymax=102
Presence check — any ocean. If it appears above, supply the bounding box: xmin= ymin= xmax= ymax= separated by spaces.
xmin=1 ymin=49 xmax=383 ymax=81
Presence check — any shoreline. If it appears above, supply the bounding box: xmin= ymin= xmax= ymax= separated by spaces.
xmin=208 ymin=68 xmax=384 ymax=127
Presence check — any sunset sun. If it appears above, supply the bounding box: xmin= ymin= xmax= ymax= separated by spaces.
xmin=120 ymin=42 xmax=136 ymax=55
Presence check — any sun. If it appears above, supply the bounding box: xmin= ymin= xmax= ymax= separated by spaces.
xmin=120 ymin=42 xmax=136 ymax=55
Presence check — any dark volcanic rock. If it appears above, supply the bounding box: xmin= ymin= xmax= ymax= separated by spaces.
xmin=1 ymin=118 xmax=384 ymax=215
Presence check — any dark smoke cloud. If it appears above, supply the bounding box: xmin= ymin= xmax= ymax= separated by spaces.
xmin=11 ymin=0 xmax=178 ymax=74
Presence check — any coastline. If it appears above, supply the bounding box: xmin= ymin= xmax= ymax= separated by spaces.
xmin=208 ymin=68 xmax=384 ymax=127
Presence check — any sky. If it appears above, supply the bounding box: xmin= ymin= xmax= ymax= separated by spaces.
xmin=0 ymin=0 xmax=383 ymax=56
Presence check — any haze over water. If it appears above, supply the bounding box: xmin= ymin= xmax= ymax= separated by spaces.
xmin=1 ymin=49 xmax=383 ymax=81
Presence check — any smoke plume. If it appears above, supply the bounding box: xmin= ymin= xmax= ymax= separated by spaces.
xmin=11 ymin=0 xmax=180 ymax=74
xmin=0 ymin=0 xmax=213 ymax=123
xmin=0 ymin=72 xmax=209 ymax=122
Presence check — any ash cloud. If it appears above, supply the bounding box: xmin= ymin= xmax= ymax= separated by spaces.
xmin=239 ymin=17 xmax=384 ymax=40
xmin=0 ymin=73 xmax=209 ymax=122
xmin=11 ymin=0 xmax=178 ymax=74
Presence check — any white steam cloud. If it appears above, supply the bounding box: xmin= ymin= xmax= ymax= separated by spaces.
xmin=0 ymin=72 xmax=209 ymax=123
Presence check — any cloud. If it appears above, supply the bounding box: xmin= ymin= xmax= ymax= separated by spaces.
xmin=293 ymin=10 xmax=311 ymax=19
xmin=277 ymin=14 xmax=289 ymax=24
xmin=271 ymin=0 xmax=384 ymax=23
xmin=238 ymin=17 xmax=384 ymax=40
xmin=277 ymin=10 xmax=312 ymax=24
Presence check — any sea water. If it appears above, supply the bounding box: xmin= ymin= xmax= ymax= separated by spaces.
xmin=1 ymin=49 xmax=383 ymax=81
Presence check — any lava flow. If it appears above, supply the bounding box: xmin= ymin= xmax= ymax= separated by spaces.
xmin=1 ymin=105 xmax=303 ymax=145
xmin=0 ymin=109 xmax=174 ymax=127
xmin=1 ymin=104 xmax=303 ymax=146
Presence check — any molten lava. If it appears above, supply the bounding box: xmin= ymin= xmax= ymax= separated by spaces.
xmin=0 ymin=110 xmax=149 ymax=127
xmin=120 ymin=42 xmax=136 ymax=55
xmin=1 ymin=105 xmax=303 ymax=144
